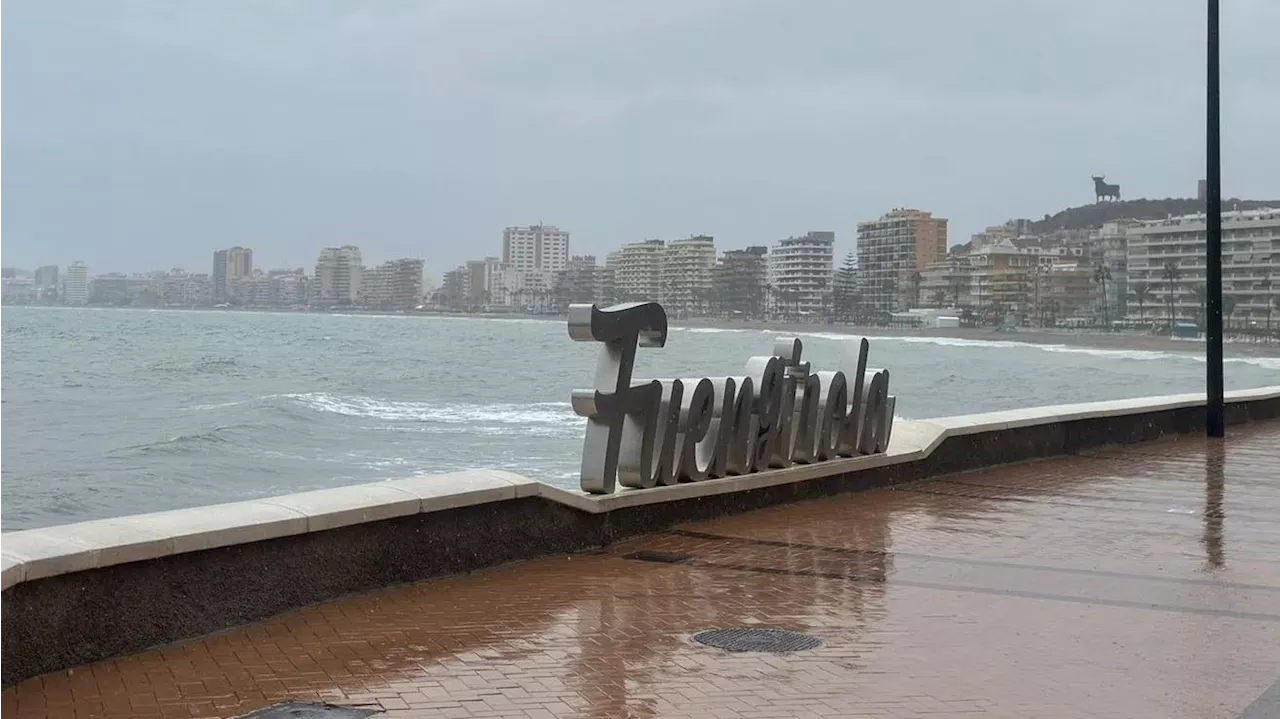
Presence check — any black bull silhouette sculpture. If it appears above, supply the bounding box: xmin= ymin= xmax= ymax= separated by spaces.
xmin=1092 ymin=175 xmax=1121 ymax=202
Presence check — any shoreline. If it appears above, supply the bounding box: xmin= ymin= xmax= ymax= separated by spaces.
xmin=8 ymin=303 xmax=1279 ymax=359
xmin=674 ymin=317 xmax=1280 ymax=358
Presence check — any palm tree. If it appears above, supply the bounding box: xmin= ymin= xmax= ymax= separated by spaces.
xmin=1160 ymin=261 xmax=1181 ymax=332
xmin=813 ymin=277 xmax=831 ymax=320
xmin=881 ymin=278 xmax=898 ymax=318
xmin=1273 ymin=295 xmax=1280 ymax=340
xmin=1093 ymin=263 xmax=1112 ymax=329
xmin=931 ymin=289 xmax=947 ymax=307
xmin=1031 ymin=266 xmax=1048 ymax=327
xmin=1222 ymin=294 xmax=1238 ymax=332
xmin=832 ymin=252 xmax=857 ymax=321
xmin=1131 ymin=281 xmax=1153 ymax=328
xmin=906 ymin=272 xmax=923 ymax=309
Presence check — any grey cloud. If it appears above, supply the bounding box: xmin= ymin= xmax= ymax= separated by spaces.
xmin=3 ymin=0 xmax=1278 ymax=274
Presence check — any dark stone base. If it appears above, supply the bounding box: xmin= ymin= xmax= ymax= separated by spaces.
xmin=4 ymin=395 xmax=1278 ymax=686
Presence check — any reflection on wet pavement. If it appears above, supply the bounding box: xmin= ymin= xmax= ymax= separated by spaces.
xmin=5 ymin=422 xmax=1280 ymax=718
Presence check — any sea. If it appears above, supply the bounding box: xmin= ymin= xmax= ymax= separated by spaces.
xmin=3 ymin=305 xmax=1279 ymax=530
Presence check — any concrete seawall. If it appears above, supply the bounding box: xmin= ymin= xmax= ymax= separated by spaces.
xmin=3 ymin=386 xmax=1279 ymax=687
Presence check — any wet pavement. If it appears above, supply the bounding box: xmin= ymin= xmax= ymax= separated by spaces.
xmin=5 ymin=422 xmax=1280 ymax=718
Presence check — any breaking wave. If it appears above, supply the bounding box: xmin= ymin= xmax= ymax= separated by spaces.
xmin=110 ymin=424 xmax=260 ymax=456
xmin=282 ymin=392 xmax=582 ymax=426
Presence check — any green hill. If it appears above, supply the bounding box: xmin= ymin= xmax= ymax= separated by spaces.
xmin=1029 ymin=197 xmax=1280 ymax=233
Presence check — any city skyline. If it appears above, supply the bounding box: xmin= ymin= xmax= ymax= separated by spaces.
xmin=5 ymin=1 xmax=1280 ymax=275
xmin=5 ymin=204 xmax=1279 ymax=338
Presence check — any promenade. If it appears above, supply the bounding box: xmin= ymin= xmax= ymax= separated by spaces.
xmin=5 ymin=422 xmax=1279 ymax=719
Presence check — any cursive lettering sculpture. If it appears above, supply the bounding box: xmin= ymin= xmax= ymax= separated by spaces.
xmin=569 ymin=302 xmax=896 ymax=495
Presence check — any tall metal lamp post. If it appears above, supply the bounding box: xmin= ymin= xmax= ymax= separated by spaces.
xmin=1205 ymin=0 xmax=1225 ymax=437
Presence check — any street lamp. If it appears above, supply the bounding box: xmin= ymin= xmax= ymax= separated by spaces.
xmin=1205 ymin=0 xmax=1224 ymax=437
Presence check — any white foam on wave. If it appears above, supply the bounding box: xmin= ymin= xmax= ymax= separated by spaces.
xmin=183 ymin=395 xmax=288 ymax=411
xmin=286 ymin=392 xmax=581 ymax=425
xmin=791 ymin=331 xmax=1280 ymax=369
xmin=1218 ymin=355 xmax=1280 ymax=370
xmin=674 ymin=326 xmax=752 ymax=334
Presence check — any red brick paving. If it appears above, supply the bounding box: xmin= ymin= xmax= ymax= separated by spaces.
xmin=5 ymin=422 xmax=1280 ymax=718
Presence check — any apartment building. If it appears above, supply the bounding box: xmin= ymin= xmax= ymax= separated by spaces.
xmin=602 ymin=236 xmax=717 ymax=313
xmin=856 ymin=209 xmax=948 ymax=312
xmin=502 ymin=225 xmax=570 ymax=276
xmin=1091 ymin=219 xmax=1136 ymax=319
xmin=920 ymin=239 xmax=1095 ymax=322
xmin=713 ymin=246 xmax=769 ymax=317
xmin=160 ymin=270 xmax=211 ymax=307
xmin=363 ymin=259 xmax=425 ymax=310
xmin=438 ymin=266 xmax=472 ymax=310
xmin=212 ymin=247 xmax=253 ymax=303
xmin=64 ymin=262 xmax=88 ymax=306
xmin=606 ymin=240 xmax=666 ymax=302
xmin=768 ymin=231 xmax=835 ymax=317
xmin=1126 ymin=208 xmax=1280 ymax=327
xmin=482 ymin=257 xmax=517 ymax=309
xmin=555 ymin=255 xmax=608 ymax=307
xmin=267 ymin=269 xmax=310 ymax=308
xmin=662 ymin=235 xmax=716 ymax=314
xmin=34 ymin=266 xmax=59 ymax=290
xmin=313 ymin=245 xmax=363 ymax=306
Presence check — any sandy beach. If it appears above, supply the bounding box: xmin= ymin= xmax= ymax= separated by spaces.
xmin=673 ymin=316 xmax=1280 ymax=359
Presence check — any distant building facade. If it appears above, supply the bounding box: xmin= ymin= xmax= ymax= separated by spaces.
xmin=503 ymin=225 xmax=569 ymax=279
xmin=1126 ymin=208 xmax=1280 ymax=327
xmin=363 ymin=259 xmax=425 ymax=310
xmin=607 ymin=240 xmax=666 ymax=302
xmin=662 ymin=236 xmax=716 ymax=315
xmin=857 ymin=209 xmax=948 ymax=312
xmin=35 ymin=265 xmax=59 ymax=289
xmin=555 ymin=255 xmax=608 ymax=308
xmin=437 ymin=266 xmax=471 ymax=310
xmin=1 ymin=277 xmax=37 ymax=304
xmin=161 ymin=270 xmax=213 ymax=307
xmin=212 ymin=247 xmax=253 ymax=303
xmin=313 ymin=245 xmax=363 ymax=306
xmin=267 ymin=269 xmax=310 ymax=307
xmin=713 ymin=246 xmax=768 ymax=317
xmin=89 ymin=273 xmax=157 ymax=306
xmin=1091 ymin=219 xmax=1135 ymax=320
xmin=64 ymin=262 xmax=89 ymax=306
xmin=768 ymin=231 xmax=835 ymax=317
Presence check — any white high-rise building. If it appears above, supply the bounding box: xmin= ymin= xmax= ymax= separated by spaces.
xmin=64 ymin=262 xmax=89 ymax=306
xmin=482 ymin=257 xmax=516 ymax=308
xmin=362 ymin=259 xmax=424 ymax=310
xmin=662 ymin=235 xmax=716 ymax=314
xmin=503 ymin=225 xmax=570 ymax=276
xmin=601 ymin=236 xmax=716 ymax=313
xmin=768 ymin=232 xmax=835 ymax=317
xmin=606 ymin=240 xmax=666 ymax=302
xmin=314 ymin=245 xmax=363 ymax=306
xmin=1126 ymin=208 xmax=1280 ymax=327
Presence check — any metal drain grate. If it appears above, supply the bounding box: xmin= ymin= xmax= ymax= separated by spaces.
xmin=236 ymin=703 xmax=377 ymax=719
xmin=692 ymin=628 xmax=822 ymax=653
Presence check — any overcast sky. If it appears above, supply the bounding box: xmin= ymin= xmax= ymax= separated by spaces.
xmin=3 ymin=0 xmax=1279 ymax=277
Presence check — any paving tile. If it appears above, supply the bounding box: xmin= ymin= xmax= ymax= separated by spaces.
xmin=6 ymin=422 xmax=1280 ymax=718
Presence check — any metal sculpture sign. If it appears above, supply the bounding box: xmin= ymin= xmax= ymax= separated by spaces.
xmin=568 ymin=302 xmax=896 ymax=494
